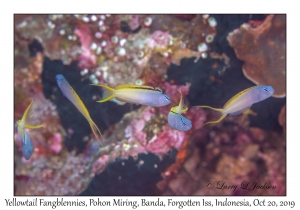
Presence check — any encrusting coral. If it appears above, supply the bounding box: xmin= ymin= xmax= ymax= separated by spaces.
xmin=227 ymin=14 xmax=286 ymax=97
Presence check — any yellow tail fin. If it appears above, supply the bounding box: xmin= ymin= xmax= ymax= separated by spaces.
xmin=90 ymin=84 xmax=115 ymax=102
xmin=194 ymin=106 xmax=226 ymax=125
xmin=89 ymin=119 xmax=103 ymax=146
xmin=20 ymin=99 xmax=44 ymax=129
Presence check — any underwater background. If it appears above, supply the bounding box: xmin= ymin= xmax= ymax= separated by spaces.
xmin=14 ymin=14 xmax=286 ymax=196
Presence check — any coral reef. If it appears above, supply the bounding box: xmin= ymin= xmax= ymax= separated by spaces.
xmin=15 ymin=149 xmax=95 ymax=195
xmin=89 ymin=82 xmax=205 ymax=176
xmin=15 ymin=15 xmax=81 ymax=65
xmin=227 ymin=14 xmax=286 ymax=98
xmin=80 ymin=151 xmax=177 ymax=195
xmin=157 ymin=115 xmax=286 ymax=196
xmin=14 ymin=14 xmax=286 ymax=196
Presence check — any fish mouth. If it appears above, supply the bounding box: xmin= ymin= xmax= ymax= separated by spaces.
xmin=56 ymin=74 xmax=65 ymax=81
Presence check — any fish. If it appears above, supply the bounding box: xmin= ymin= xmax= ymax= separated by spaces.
xmin=168 ymin=90 xmax=192 ymax=131
xmin=91 ymin=84 xmax=171 ymax=107
xmin=194 ymin=85 xmax=274 ymax=125
xmin=16 ymin=99 xmax=43 ymax=160
xmin=56 ymin=74 xmax=103 ymax=146
xmin=18 ymin=127 xmax=34 ymax=160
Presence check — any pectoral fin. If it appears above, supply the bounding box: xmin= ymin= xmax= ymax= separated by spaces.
xmin=228 ymin=106 xmax=251 ymax=116
xmin=110 ymin=98 xmax=126 ymax=105
xmin=243 ymin=108 xmax=257 ymax=116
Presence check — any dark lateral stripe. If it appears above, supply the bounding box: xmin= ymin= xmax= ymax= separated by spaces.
xmin=124 ymin=86 xmax=162 ymax=92
xmin=170 ymin=111 xmax=180 ymax=115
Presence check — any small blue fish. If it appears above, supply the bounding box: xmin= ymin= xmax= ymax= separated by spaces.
xmin=168 ymin=90 xmax=192 ymax=131
xmin=19 ymin=127 xmax=34 ymax=160
xmin=194 ymin=85 xmax=274 ymax=125
xmin=56 ymin=74 xmax=103 ymax=146
xmin=16 ymin=99 xmax=43 ymax=160
xmin=91 ymin=84 xmax=171 ymax=107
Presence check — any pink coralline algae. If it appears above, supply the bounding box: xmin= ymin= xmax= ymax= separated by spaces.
xmin=14 ymin=15 xmax=82 ymax=65
xmin=147 ymin=125 xmax=186 ymax=154
xmin=148 ymin=15 xmax=216 ymax=46
xmin=227 ymin=14 xmax=286 ymax=97
xmin=15 ymin=149 xmax=101 ymax=195
xmin=125 ymin=119 xmax=146 ymax=143
xmin=14 ymin=14 xmax=285 ymax=196
xmin=89 ymin=106 xmax=181 ymax=175
xmin=14 ymin=94 xmax=65 ymax=159
xmin=157 ymin=82 xmax=205 ymax=131
xmin=145 ymin=112 xmax=186 ymax=154
xmin=90 ymin=82 xmax=206 ymax=175
xmin=15 ymin=14 xmax=217 ymax=90
xmin=50 ymin=133 xmax=63 ymax=154
xmin=158 ymin=82 xmax=191 ymax=115
xmin=127 ymin=15 xmax=140 ymax=31
xmin=147 ymin=30 xmax=171 ymax=49
xmin=75 ymin=23 xmax=96 ymax=69
xmin=14 ymin=68 xmax=206 ymax=191
xmin=116 ymin=105 xmax=187 ymax=156
xmin=14 ymin=98 xmax=96 ymax=195
xmin=92 ymin=154 xmax=110 ymax=174
xmin=14 ymin=40 xmax=88 ymax=194
xmin=14 ymin=94 xmax=104 ymax=195
xmin=157 ymin=114 xmax=286 ymax=196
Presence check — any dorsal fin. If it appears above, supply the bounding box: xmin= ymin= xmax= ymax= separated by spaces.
xmin=171 ymin=90 xmax=188 ymax=114
xmin=223 ymin=86 xmax=256 ymax=108
xmin=154 ymin=87 xmax=162 ymax=92
xmin=21 ymin=98 xmax=33 ymax=122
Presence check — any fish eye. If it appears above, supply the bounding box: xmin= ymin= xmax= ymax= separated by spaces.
xmin=181 ymin=117 xmax=187 ymax=125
